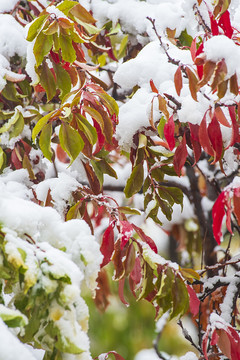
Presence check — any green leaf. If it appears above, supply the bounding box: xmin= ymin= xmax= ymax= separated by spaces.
xmin=34 ymin=32 xmax=53 ymax=67
xmin=82 ymin=106 xmax=104 ymax=131
xmin=170 ymin=275 xmax=189 ymax=319
xmin=0 ymin=147 xmax=6 ymax=171
xmin=9 ymin=112 xmax=25 ymax=139
xmin=178 ymin=29 xmax=193 ymax=47
xmin=53 ymin=63 xmax=71 ymax=100
xmin=32 ymin=111 xmax=55 ymax=142
xmin=0 ymin=305 xmax=28 ymax=328
xmin=157 ymin=117 xmax=167 ymax=139
xmin=76 ymin=114 xmax=97 ymax=145
xmin=59 ymin=31 xmax=76 ymax=63
xmin=118 ymin=34 xmax=128 ymax=59
xmin=39 ymin=61 xmax=56 ymax=102
xmin=27 ymin=14 xmax=48 ymax=41
xmin=57 ymin=1 xmax=77 ymax=15
xmin=0 ymin=109 xmax=21 ymax=134
xmin=1 ymin=82 xmax=21 ymax=103
xmin=73 ymin=18 xmax=100 ymax=35
xmin=59 ymin=122 xmax=84 ymax=162
xmin=137 ymin=263 xmax=154 ymax=301
xmin=124 ymin=163 xmax=144 ymax=198
xmin=118 ymin=206 xmax=141 ymax=215
xmin=39 ymin=122 xmax=53 ymax=161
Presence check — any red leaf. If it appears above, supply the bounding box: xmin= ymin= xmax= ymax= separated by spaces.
xmin=210 ymin=13 xmax=219 ymax=35
xmin=119 ymin=221 xmax=133 ymax=250
xmin=130 ymin=256 xmax=142 ymax=285
xmin=187 ymin=285 xmax=200 ymax=316
xmin=164 ymin=115 xmax=175 ymax=151
xmin=50 ymin=50 xmax=60 ymax=64
xmin=174 ymin=66 xmax=182 ymax=96
xmin=100 ymin=223 xmax=115 ymax=267
xmin=189 ymin=123 xmax=201 ymax=164
xmin=215 ymin=107 xmax=231 ymax=127
xmin=97 ymin=351 xmax=125 ymax=360
xmin=173 ymin=133 xmax=188 ymax=176
xmin=150 ymin=79 xmax=158 ymax=94
xmin=190 ymin=37 xmax=197 ymax=61
xmin=195 ymin=43 xmax=204 ymax=79
xmin=212 ymin=191 xmax=226 ymax=244
xmin=199 ymin=113 xmax=214 ymax=156
xmin=131 ymin=224 xmax=158 ymax=253
xmin=118 ymin=278 xmax=129 ymax=307
xmin=218 ymin=10 xmax=233 ymax=38
xmin=227 ymin=106 xmax=240 ymax=148
xmin=233 ymin=190 xmax=240 ymax=226
xmin=11 ymin=147 xmax=22 ymax=169
xmin=207 ymin=114 xmax=223 ymax=163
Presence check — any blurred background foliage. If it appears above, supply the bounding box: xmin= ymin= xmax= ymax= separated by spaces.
xmin=85 ymin=267 xmax=193 ymax=360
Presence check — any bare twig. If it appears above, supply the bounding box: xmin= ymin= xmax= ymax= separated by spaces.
xmin=193 ymin=3 xmax=211 ymax=34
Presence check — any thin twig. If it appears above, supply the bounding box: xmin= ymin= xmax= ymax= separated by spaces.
xmin=193 ymin=3 xmax=211 ymax=34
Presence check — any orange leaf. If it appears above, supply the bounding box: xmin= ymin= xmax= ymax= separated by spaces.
xmin=150 ymin=79 xmax=158 ymax=93
xmin=174 ymin=66 xmax=182 ymax=96
xmin=211 ymin=59 xmax=227 ymax=90
xmin=186 ymin=67 xmax=198 ymax=101
xmin=198 ymin=60 xmax=216 ymax=88
xmin=157 ymin=94 xmax=169 ymax=120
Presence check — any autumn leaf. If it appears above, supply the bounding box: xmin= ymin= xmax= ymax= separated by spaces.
xmin=164 ymin=115 xmax=175 ymax=151
xmin=100 ymin=223 xmax=115 ymax=267
xmin=173 ymin=134 xmax=188 ymax=176
xmin=174 ymin=66 xmax=182 ymax=96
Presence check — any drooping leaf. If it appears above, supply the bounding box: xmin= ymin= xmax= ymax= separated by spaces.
xmin=164 ymin=115 xmax=175 ymax=151
xmin=214 ymin=106 xmax=231 ymax=127
xmin=39 ymin=61 xmax=56 ymax=101
xmin=186 ymin=67 xmax=198 ymax=101
xmin=207 ymin=114 xmax=223 ymax=163
xmin=124 ymin=163 xmax=144 ymax=198
xmin=174 ymin=66 xmax=182 ymax=96
xmin=187 ymin=284 xmax=200 ymax=316
xmin=53 ymin=62 xmax=72 ymax=100
xmin=32 ymin=111 xmax=55 ymax=142
xmin=100 ymin=223 xmax=115 ymax=267
xmin=39 ymin=122 xmax=53 ymax=161
xmin=229 ymin=73 xmax=239 ymax=96
xmin=59 ymin=122 xmax=84 ymax=161
xmin=59 ymin=30 xmax=76 ymax=63
xmin=27 ymin=13 xmax=48 ymax=41
xmin=158 ymin=94 xmax=169 ymax=120
xmin=199 ymin=113 xmax=214 ymax=156
xmin=33 ymin=32 xmax=53 ymax=67
xmin=173 ymin=134 xmax=188 ymax=176
xmin=212 ymin=191 xmax=226 ymax=244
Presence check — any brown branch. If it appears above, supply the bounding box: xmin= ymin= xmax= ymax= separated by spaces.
xmin=193 ymin=3 xmax=211 ymax=34
xmin=146 ymin=17 xmax=180 ymax=66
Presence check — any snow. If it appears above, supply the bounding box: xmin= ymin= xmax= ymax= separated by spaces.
xmin=180 ymin=352 xmax=198 ymax=360
xmin=0 ymin=14 xmax=27 ymax=59
xmin=0 ymin=318 xmax=37 ymax=360
xmin=0 ymin=0 xmax=19 ymax=13
xmin=204 ymin=35 xmax=240 ymax=78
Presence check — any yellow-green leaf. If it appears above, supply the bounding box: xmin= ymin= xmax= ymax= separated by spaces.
xmin=39 ymin=122 xmax=53 ymax=161
xmin=124 ymin=163 xmax=144 ymax=198
xmin=59 ymin=122 xmax=84 ymax=161
xmin=9 ymin=113 xmax=24 ymax=139
xmin=32 ymin=111 xmax=55 ymax=142
xmin=59 ymin=31 xmax=76 ymax=63
xmin=76 ymin=114 xmax=97 ymax=145
xmin=53 ymin=63 xmax=72 ymax=100
xmin=34 ymin=32 xmax=53 ymax=67
xmin=39 ymin=61 xmax=56 ymax=102
xmin=27 ymin=14 xmax=48 ymax=41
